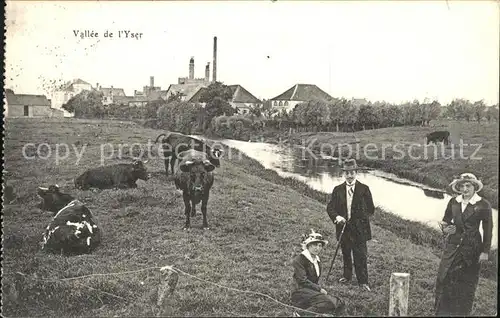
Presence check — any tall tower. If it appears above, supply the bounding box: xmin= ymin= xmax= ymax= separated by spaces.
xmin=212 ymin=36 xmax=217 ymax=83
xmin=205 ymin=62 xmax=210 ymax=82
xmin=189 ymin=57 xmax=194 ymax=80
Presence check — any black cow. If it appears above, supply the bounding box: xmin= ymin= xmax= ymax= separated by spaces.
xmin=174 ymin=149 xmax=215 ymax=230
xmin=37 ymin=185 xmax=75 ymax=213
xmin=41 ymin=198 xmax=102 ymax=255
xmin=155 ymin=132 xmax=223 ymax=176
xmin=74 ymin=160 xmax=149 ymax=190
xmin=423 ymin=188 xmax=445 ymax=199
xmin=426 ymin=130 xmax=450 ymax=145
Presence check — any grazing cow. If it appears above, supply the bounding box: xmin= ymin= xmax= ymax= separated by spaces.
xmin=423 ymin=188 xmax=445 ymax=199
xmin=42 ymin=198 xmax=101 ymax=255
xmin=174 ymin=149 xmax=215 ymax=230
xmin=74 ymin=160 xmax=149 ymax=190
xmin=37 ymin=185 xmax=75 ymax=213
xmin=426 ymin=130 xmax=450 ymax=145
xmin=155 ymin=132 xmax=223 ymax=176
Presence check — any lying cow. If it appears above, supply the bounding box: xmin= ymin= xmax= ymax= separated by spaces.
xmin=426 ymin=130 xmax=450 ymax=145
xmin=174 ymin=149 xmax=215 ymax=230
xmin=74 ymin=160 xmax=149 ymax=190
xmin=38 ymin=185 xmax=101 ymax=255
xmin=155 ymin=132 xmax=223 ymax=176
xmin=37 ymin=185 xmax=75 ymax=214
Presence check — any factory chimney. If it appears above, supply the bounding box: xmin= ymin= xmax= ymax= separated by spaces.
xmin=150 ymin=76 xmax=154 ymax=88
xmin=212 ymin=36 xmax=217 ymax=83
xmin=205 ymin=62 xmax=210 ymax=82
xmin=189 ymin=57 xmax=195 ymax=80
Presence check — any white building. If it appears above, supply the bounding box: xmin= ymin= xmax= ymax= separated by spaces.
xmin=269 ymin=84 xmax=333 ymax=114
xmin=51 ymin=78 xmax=92 ymax=117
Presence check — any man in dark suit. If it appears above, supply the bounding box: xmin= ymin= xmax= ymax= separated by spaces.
xmin=326 ymin=159 xmax=375 ymax=292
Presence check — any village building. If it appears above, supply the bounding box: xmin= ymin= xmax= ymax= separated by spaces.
xmin=164 ymin=57 xmax=212 ymax=103
xmin=51 ymin=78 xmax=92 ymax=117
xmin=5 ymin=89 xmax=64 ymax=118
xmin=96 ymin=83 xmax=127 ymax=105
xmin=227 ymin=84 xmax=262 ymax=114
xmin=269 ymin=84 xmax=333 ymax=113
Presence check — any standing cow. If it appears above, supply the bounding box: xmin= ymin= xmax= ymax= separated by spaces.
xmin=37 ymin=185 xmax=75 ymax=214
xmin=74 ymin=160 xmax=149 ymax=190
xmin=37 ymin=185 xmax=101 ymax=255
xmin=174 ymin=149 xmax=215 ymax=230
xmin=426 ymin=130 xmax=450 ymax=145
xmin=155 ymin=132 xmax=223 ymax=176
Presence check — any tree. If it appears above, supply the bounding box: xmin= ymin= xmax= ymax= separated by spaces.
xmin=485 ymin=104 xmax=499 ymax=123
xmin=472 ymin=100 xmax=486 ymax=123
xmin=62 ymin=90 xmax=104 ymax=118
xmin=199 ymin=82 xmax=235 ymax=129
xmin=144 ymin=99 xmax=166 ymax=119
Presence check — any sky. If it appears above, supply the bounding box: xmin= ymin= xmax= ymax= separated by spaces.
xmin=4 ymin=0 xmax=500 ymax=105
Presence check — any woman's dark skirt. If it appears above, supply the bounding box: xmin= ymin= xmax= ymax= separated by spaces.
xmin=291 ymin=288 xmax=345 ymax=315
xmin=434 ymin=255 xmax=481 ymax=316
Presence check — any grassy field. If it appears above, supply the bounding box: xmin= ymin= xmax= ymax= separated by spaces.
xmin=2 ymin=118 xmax=497 ymax=317
xmin=267 ymin=120 xmax=499 ymax=209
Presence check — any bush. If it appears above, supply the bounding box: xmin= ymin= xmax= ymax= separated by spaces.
xmin=211 ymin=115 xmax=264 ymax=140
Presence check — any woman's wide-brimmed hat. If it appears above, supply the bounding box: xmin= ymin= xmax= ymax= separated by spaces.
xmin=341 ymin=159 xmax=358 ymax=171
xmin=449 ymin=173 xmax=483 ymax=193
xmin=301 ymin=229 xmax=328 ymax=250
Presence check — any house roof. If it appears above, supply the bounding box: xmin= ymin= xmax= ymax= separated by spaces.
xmin=59 ymin=78 xmax=92 ymax=92
xmin=113 ymin=95 xmax=135 ymax=103
xmin=73 ymin=78 xmax=91 ymax=85
xmin=6 ymin=91 xmax=51 ymax=106
xmin=270 ymin=84 xmax=333 ymax=102
xmin=99 ymin=87 xmax=126 ymax=97
xmin=165 ymin=83 xmax=208 ymax=102
xmin=228 ymin=85 xmax=262 ymax=104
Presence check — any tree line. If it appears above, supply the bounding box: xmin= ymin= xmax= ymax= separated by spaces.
xmin=62 ymin=83 xmax=499 ymax=140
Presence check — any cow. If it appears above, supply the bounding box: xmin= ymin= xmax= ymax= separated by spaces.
xmin=37 ymin=184 xmax=75 ymax=214
xmin=173 ymin=149 xmax=215 ymax=230
xmin=74 ymin=160 xmax=149 ymax=190
xmin=426 ymin=130 xmax=450 ymax=145
xmin=42 ymin=198 xmax=102 ymax=255
xmin=154 ymin=132 xmax=223 ymax=177
xmin=423 ymin=188 xmax=445 ymax=199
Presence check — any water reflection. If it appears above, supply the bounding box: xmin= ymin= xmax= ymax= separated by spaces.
xmin=221 ymin=139 xmax=498 ymax=248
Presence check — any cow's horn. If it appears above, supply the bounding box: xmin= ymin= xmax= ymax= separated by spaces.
xmin=184 ymin=160 xmax=194 ymax=166
xmin=143 ymin=160 xmax=149 ymax=164
xmin=38 ymin=187 xmax=49 ymax=191
xmin=203 ymin=159 xmax=211 ymax=165
xmin=55 ymin=184 xmax=60 ymax=188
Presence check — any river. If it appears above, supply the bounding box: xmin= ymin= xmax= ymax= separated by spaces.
xmin=220 ymin=139 xmax=498 ymax=249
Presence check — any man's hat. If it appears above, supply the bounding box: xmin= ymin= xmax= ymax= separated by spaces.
xmin=449 ymin=173 xmax=483 ymax=194
xmin=301 ymin=229 xmax=328 ymax=250
xmin=341 ymin=159 xmax=358 ymax=171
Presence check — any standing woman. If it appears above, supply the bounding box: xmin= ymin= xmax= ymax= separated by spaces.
xmin=434 ymin=173 xmax=493 ymax=316
xmin=291 ymin=229 xmax=345 ymax=316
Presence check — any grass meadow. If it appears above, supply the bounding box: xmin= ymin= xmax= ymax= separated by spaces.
xmin=279 ymin=120 xmax=499 ymax=209
xmin=2 ymin=118 xmax=498 ymax=317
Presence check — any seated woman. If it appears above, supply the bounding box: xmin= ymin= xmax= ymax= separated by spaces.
xmin=291 ymin=229 xmax=345 ymax=316
xmin=434 ymin=173 xmax=493 ymax=316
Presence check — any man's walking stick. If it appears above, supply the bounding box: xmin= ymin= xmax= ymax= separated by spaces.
xmin=325 ymin=221 xmax=347 ymax=283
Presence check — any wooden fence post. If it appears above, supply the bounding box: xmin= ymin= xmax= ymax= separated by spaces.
xmin=389 ymin=272 xmax=410 ymax=316
xmin=153 ymin=266 xmax=179 ymax=317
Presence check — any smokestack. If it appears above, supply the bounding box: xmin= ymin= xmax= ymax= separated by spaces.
xmin=212 ymin=36 xmax=217 ymax=83
xmin=205 ymin=62 xmax=210 ymax=82
xmin=189 ymin=57 xmax=195 ymax=80
xmin=150 ymin=76 xmax=154 ymax=88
